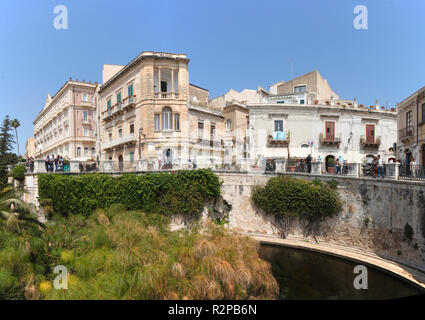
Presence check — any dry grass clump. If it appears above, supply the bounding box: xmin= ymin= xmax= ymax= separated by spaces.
xmin=42 ymin=207 xmax=278 ymax=300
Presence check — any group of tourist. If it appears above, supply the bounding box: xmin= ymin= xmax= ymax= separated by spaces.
xmin=45 ymin=155 xmax=66 ymax=172
xmin=156 ymin=152 xmax=198 ymax=170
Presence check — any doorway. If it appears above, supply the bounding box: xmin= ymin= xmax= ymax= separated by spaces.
xmin=118 ymin=155 xmax=123 ymax=171
xmin=325 ymin=155 xmax=335 ymax=173
xmin=163 ymin=148 xmax=173 ymax=169
xmin=422 ymin=145 xmax=425 ymax=166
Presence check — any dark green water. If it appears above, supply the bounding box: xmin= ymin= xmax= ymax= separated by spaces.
xmin=259 ymin=244 xmax=425 ymax=300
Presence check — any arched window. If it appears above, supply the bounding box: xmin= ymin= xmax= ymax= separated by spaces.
xmin=162 ymin=107 xmax=172 ymax=130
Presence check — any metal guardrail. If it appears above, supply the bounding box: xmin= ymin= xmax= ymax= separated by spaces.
xmin=399 ymin=165 xmax=425 ymax=181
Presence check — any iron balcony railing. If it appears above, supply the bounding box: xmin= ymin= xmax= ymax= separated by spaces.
xmin=399 ymin=164 xmax=425 ymax=181
xmin=102 ymin=134 xmax=136 ymax=150
xmin=398 ymin=126 xmax=414 ymax=140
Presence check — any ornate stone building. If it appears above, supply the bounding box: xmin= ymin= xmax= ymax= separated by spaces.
xmin=33 ymin=79 xmax=98 ymax=161
xmin=212 ymin=70 xmax=398 ymax=170
xmin=97 ymin=51 xmax=225 ymax=170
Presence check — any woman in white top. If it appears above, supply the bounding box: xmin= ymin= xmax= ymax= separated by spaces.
xmin=410 ymin=158 xmax=417 ymax=177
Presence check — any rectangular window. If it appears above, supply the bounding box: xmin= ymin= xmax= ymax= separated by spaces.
xmin=406 ymin=110 xmax=412 ymax=128
xmin=117 ymin=92 xmax=121 ymax=103
xmin=76 ymin=147 xmax=81 ymax=157
xmin=83 ymin=111 xmax=88 ymax=122
xmin=130 ymin=123 xmax=134 ymax=134
xmin=422 ymin=103 xmax=425 ymax=123
xmin=84 ymin=128 xmax=89 ymax=137
xmin=210 ymin=123 xmax=216 ymax=140
xmin=130 ymin=152 xmax=135 ymax=163
xmin=154 ymin=114 xmax=160 ymax=131
xmin=198 ymin=121 xmax=204 ymax=140
xmin=274 ymin=120 xmax=283 ymax=132
xmin=128 ymin=84 xmax=134 ymax=97
xmin=91 ymin=148 xmax=95 ymax=157
xmin=366 ymin=124 xmax=375 ymax=143
xmin=84 ymin=147 xmax=88 ymax=156
xmin=325 ymin=121 xmax=335 ymax=141
xmin=226 ymin=119 xmax=232 ymax=131
xmin=174 ymin=114 xmax=180 ymax=131
xmin=119 ymin=128 xmax=122 ymax=138
xmin=107 ymin=99 xmax=111 ymax=113
xmin=294 ymin=85 xmax=306 ymax=93
xmin=161 ymin=81 xmax=167 ymax=92
xmin=300 ymin=99 xmax=305 ymax=104
xmin=82 ymin=93 xmax=88 ymax=102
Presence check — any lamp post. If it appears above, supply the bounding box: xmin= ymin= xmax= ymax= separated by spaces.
xmin=138 ymin=128 xmax=145 ymax=159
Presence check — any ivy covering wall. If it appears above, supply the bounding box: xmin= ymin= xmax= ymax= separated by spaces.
xmin=252 ymin=176 xmax=342 ymax=223
xmin=38 ymin=170 xmax=221 ymax=217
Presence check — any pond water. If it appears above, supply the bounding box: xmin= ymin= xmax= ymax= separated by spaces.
xmin=259 ymin=244 xmax=424 ymax=300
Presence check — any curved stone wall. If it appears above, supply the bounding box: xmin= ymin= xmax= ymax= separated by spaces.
xmin=217 ymin=172 xmax=425 ymax=277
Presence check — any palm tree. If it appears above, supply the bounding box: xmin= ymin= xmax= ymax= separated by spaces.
xmin=0 ymin=187 xmax=45 ymax=234
xmin=10 ymin=118 xmax=20 ymax=156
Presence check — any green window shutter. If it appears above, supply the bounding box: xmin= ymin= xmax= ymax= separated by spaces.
xmin=130 ymin=152 xmax=134 ymax=163
xmin=128 ymin=84 xmax=133 ymax=96
xmin=107 ymin=99 xmax=111 ymax=109
xmin=117 ymin=93 xmax=121 ymax=103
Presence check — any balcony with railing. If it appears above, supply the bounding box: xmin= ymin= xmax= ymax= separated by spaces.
xmin=154 ymin=92 xmax=179 ymax=99
xmin=267 ymin=130 xmax=290 ymax=146
xmin=102 ymin=134 xmax=137 ymax=150
xmin=122 ymin=96 xmax=136 ymax=110
xmin=319 ymin=133 xmax=341 ymax=147
xmin=102 ymin=96 xmax=137 ymax=121
xmin=360 ymin=136 xmax=381 ymax=149
xmin=398 ymin=126 xmax=414 ymax=141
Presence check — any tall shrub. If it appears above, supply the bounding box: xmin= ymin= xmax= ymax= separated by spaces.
xmin=38 ymin=170 xmax=221 ymax=218
xmin=252 ymin=176 xmax=342 ymax=238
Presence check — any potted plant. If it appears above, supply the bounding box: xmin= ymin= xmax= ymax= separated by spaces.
xmin=327 ymin=157 xmax=336 ymax=173
xmin=314 ymin=100 xmax=318 ymax=104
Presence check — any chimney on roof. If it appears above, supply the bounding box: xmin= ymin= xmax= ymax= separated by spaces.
xmin=375 ymin=99 xmax=380 ymax=110
xmin=353 ymin=97 xmax=358 ymax=108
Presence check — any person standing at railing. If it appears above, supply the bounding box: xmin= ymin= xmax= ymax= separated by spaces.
xmin=306 ymin=154 xmax=312 ymax=174
xmin=377 ymin=155 xmax=385 ymax=179
xmin=336 ymin=159 xmax=341 ymax=174
xmin=157 ymin=152 xmax=162 ymax=170
xmin=410 ymin=158 xmax=417 ymax=178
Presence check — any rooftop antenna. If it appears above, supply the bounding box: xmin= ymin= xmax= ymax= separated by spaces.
xmin=289 ymin=59 xmax=294 ymax=79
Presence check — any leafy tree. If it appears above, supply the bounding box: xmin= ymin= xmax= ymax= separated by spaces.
xmin=10 ymin=119 xmax=20 ymax=156
xmin=0 ymin=187 xmax=45 ymax=234
xmin=0 ymin=116 xmax=14 ymax=157
xmin=0 ymin=116 xmax=18 ymax=186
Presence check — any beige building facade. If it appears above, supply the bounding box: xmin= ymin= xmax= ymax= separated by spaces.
xmin=98 ymin=51 xmax=227 ymax=170
xmin=397 ymin=86 xmax=425 ymax=166
xmin=33 ymin=79 xmax=98 ymax=161
xmin=25 ymin=137 xmax=35 ymax=158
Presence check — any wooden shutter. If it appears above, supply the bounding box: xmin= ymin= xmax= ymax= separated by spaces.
xmin=325 ymin=121 xmax=335 ymax=141
xmin=366 ymin=124 xmax=375 ymax=143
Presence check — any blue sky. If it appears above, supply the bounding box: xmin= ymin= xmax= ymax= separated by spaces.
xmin=0 ymin=0 xmax=424 ymax=155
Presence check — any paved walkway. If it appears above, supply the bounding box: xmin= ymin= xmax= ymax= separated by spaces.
xmin=245 ymin=233 xmax=425 ymax=290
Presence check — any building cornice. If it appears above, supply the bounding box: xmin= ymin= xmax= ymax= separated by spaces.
xmin=99 ymin=51 xmax=190 ymax=94
xmin=34 ymin=81 xmax=97 ymax=124
xmin=248 ymin=103 xmax=397 ymax=119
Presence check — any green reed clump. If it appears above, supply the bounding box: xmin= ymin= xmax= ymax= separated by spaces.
xmin=42 ymin=206 xmax=278 ymax=300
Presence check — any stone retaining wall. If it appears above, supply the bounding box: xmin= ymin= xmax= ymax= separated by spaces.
xmin=217 ymin=171 xmax=425 ymax=273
